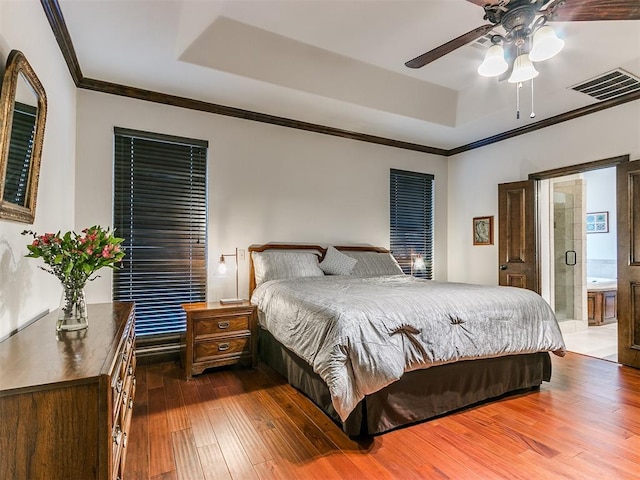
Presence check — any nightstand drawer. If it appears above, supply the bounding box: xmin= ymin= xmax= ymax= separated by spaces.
xmin=194 ymin=314 xmax=250 ymax=337
xmin=194 ymin=337 xmax=251 ymax=361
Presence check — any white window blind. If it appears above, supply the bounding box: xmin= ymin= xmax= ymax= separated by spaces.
xmin=390 ymin=168 xmax=434 ymax=279
xmin=113 ymin=128 xmax=207 ymax=337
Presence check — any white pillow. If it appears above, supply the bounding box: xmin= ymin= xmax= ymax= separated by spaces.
xmin=319 ymin=246 xmax=357 ymax=275
xmin=252 ymin=251 xmax=324 ymax=285
xmin=343 ymin=251 xmax=404 ymax=276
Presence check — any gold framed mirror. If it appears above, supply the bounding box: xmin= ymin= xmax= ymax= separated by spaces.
xmin=0 ymin=50 xmax=47 ymax=224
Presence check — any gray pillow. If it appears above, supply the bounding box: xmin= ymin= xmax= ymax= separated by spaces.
xmin=343 ymin=251 xmax=404 ymax=276
xmin=252 ymin=251 xmax=324 ymax=285
xmin=319 ymin=246 xmax=357 ymax=275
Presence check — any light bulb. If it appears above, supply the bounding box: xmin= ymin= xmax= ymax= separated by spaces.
xmin=217 ymin=255 xmax=227 ymax=275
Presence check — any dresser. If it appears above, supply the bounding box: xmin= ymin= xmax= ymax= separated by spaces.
xmin=181 ymin=301 xmax=257 ymax=380
xmin=0 ymin=302 xmax=136 ymax=480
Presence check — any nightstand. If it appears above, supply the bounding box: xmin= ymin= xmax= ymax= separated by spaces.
xmin=181 ymin=301 xmax=257 ymax=380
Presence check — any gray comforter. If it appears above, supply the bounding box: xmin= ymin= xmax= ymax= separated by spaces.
xmin=251 ymin=275 xmax=566 ymax=421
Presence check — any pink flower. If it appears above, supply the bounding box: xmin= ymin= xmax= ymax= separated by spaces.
xmin=32 ymin=239 xmax=40 ymax=247
xmin=102 ymin=245 xmax=111 ymax=258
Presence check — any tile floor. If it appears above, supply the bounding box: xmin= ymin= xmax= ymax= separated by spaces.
xmin=561 ymin=321 xmax=617 ymax=362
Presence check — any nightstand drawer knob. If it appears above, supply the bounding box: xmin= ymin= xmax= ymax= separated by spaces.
xmin=218 ymin=342 xmax=230 ymax=352
xmin=218 ymin=321 xmax=230 ymax=329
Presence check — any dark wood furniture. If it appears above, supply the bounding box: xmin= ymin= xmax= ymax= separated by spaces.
xmin=588 ymin=288 xmax=617 ymax=326
xmin=248 ymin=243 xmax=553 ymax=435
xmin=0 ymin=302 xmax=136 ymax=480
xmin=181 ymin=301 xmax=257 ymax=380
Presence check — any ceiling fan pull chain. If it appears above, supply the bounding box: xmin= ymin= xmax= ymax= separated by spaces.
xmin=530 ymin=78 xmax=536 ymax=119
xmin=516 ymin=81 xmax=521 ymax=119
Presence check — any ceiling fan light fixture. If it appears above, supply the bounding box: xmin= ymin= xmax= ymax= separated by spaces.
xmin=529 ymin=25 xmax=565 ymax=62
xmin=508 ymin=54 xmax=539 ymax=83
xmin=477 ymin=44 xmax=509 ymax=77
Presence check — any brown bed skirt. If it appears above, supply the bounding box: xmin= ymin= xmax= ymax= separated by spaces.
xmin=258 ymin=326 xmax=552 ymax=436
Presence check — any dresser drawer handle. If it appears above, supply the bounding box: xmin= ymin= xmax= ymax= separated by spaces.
xmin=218 ymin=342 xmax=230 ymax=352
xmin=113 ymin=426 xmax=122 ymax=445
xmin=218 ymin=321 xmax=230 ymax=329
xmin=123 ymin=432 xmax=128 ymax=448
xmin=129 ymin=398 xmax=134 ymax=410
xmin=116 ymin=379 xmax=123 ymax=393
xmin=128 ymin=364 xmax=134 ymax=376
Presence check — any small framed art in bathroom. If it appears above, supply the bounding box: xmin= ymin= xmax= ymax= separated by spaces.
xmin=586 ymin=211 xmax=608 ymax=234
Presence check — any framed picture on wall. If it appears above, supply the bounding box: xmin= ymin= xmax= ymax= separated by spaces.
xmin=473 ymin=216 xmax=494 ymax=246
xmin=586 ymin=211 xmax=609 ymax=234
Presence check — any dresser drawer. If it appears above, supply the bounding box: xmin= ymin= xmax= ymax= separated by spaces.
xmin=194 ymin=314 xmax=250 ymax=338
xmin=194 ymin=336 xmax=251 ymax=361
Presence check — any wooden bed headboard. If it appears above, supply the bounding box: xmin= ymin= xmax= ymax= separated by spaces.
xmin=247 ymin=243 xmax=389 ymax=296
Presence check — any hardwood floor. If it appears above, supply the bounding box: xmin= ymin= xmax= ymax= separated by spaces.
xmin=124 ymin=353 xmax=640 ymax=479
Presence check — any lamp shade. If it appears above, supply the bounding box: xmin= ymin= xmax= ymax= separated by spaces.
xmin=477 ymin=44 xmax=509 ymax=77
xmin=413 ymin=256 xmax=426 ymax=271
xmin=529 ymin=26 xmax=564 ymax=62
xmin=508 ymin=54 xmax=539 ymax=83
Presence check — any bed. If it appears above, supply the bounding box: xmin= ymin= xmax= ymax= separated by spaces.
xmin=249 ymin=243 xmax=566 ymax=436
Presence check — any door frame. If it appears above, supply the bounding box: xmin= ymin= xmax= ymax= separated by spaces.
xmin=527 ymin=154 xmax=630 ymax=364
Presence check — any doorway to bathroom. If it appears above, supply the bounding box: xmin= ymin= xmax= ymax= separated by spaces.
xmin=539 ymin=166 xmax=618 ymax=361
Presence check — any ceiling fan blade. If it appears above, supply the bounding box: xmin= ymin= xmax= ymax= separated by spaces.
xmin=465 ymin=0 xmax=492 ymax=6
xmin=405 ymin=24 xmax=494 ymax=69
xmin=545 ymin=0 xmax=640 ymax=21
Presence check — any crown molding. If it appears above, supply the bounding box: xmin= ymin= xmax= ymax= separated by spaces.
xmin=40 ymin=0 xmax=639 ymax=157
xmin=79 ymin=77 xmax=448 ymax=155
xmin=40 ymin=0 xmax=83 ymax=86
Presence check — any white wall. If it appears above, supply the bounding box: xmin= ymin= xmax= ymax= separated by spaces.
xmin=0 ymin=0 xmax=77 ymax=340
xmin=75 ymin=90 xmax=448 ymax=302
xmin=584 ymin=167 xmax=617 ymax=264
xmin=447 ymin=102 xmax=640 ymax=285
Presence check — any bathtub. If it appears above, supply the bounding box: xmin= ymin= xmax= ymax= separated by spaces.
xmin=587 ymin=277 xmax=617 ymax=291
xmin=587 ymin=277 xmax=617 ymax=325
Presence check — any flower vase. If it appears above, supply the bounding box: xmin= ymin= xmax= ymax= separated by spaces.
xmin=57 ymin=283 xmax=88 ymax=331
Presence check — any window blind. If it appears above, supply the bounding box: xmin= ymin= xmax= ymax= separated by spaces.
xmin=390 ymin=168 xmax=434 ymax=279
xmin=3 ymin=102 xmax=36 ymax=204
xmin=113 ymin=127 xmax=207 ymax=337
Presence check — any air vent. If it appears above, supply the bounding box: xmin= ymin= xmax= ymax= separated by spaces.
xmin=570 ymin=68 xmax=640 ymax=101
xmin=471 ymin=33 xmax=495 ymax=51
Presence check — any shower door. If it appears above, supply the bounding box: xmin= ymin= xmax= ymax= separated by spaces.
xmin=552 ymin=178 xmax=586 ymax=327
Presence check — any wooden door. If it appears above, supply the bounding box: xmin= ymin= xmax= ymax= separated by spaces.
xmin=617 ymin=160 xmax=640 ymax=368
xmin=498 ymin=180 xmax=539 ymax=293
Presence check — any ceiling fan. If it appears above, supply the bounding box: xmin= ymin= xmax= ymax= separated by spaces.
xmin=405 ymin=0 xmax=640 ymax=71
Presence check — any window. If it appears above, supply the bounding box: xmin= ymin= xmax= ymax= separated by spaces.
xmin=113 ymin=128 xmax=207 ymax=339
xmin=390 ymin=168 xmax=434 ymax=279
